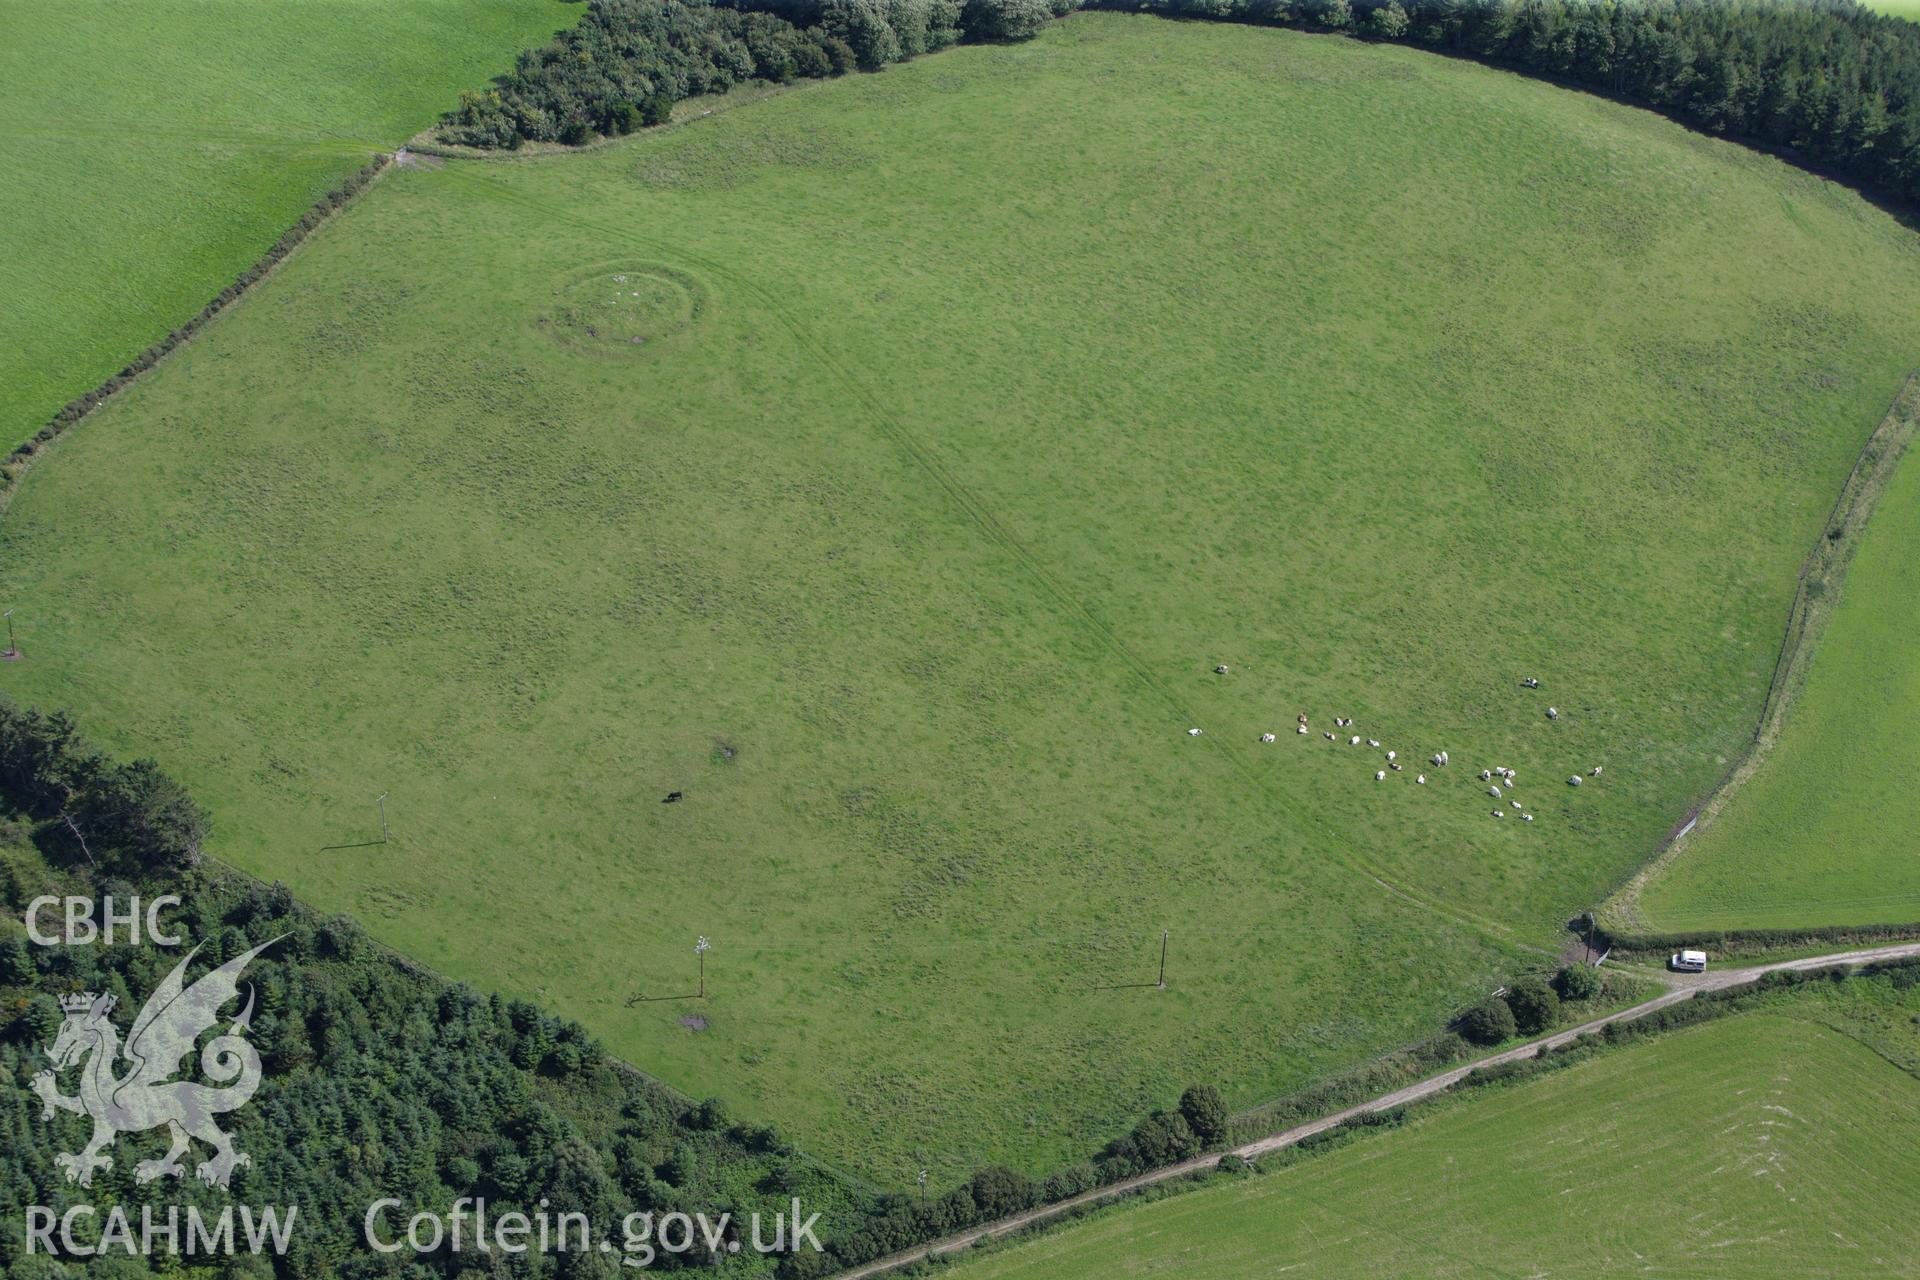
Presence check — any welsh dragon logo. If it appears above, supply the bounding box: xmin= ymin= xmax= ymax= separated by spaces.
xmin=30 ymin=938 xmax=282 ymax=1189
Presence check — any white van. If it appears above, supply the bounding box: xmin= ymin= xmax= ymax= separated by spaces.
xmin=1669 ymin=949 xmax=1707 ymax=973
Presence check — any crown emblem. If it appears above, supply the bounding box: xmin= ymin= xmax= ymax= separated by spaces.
xmin=60 ymin=992 xmax=104 ymax=1014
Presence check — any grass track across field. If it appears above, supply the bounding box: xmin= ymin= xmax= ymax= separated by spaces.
xmin=7 ymin=16 xmax=1920 ymax=1182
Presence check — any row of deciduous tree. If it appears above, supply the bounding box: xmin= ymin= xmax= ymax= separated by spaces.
xmin=438 ymin=0 xmax=1059 ymax=147
xmin=1099 ymin=0 xmax=1920 ymax=208
xmin=443 ymin=0 xmax=1920 ymax=212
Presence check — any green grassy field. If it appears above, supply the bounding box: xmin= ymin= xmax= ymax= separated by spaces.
xmin=1637 ymin=430 xmax=1920 ymax=930
xmin=949 ymin=1001 xmax=1920 ymax=1279
xmin=5 ymin=15 xmax=1920 ymax=1183
xmin=1867 ymin=0 xmax=1920 ymax=19
xmin=0 ymin=0 xmax=569 ymax=449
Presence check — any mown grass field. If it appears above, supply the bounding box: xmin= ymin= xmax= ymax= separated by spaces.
xmin=0 ymin=0 xmax=569 ymax=449
xmin=949 ymin=993 xmax=1920 ymax=1279
xmin=1639 ymin=431 xmax=1920 ymax=930
xmin=5 ymin=15 xmax=1920 ymax=1182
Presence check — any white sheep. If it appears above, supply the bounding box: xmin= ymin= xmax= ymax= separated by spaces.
xmin=1547 ymin=707 xmax=1559 ymax=720
xmin=1568 ymin=774 xmax=1582 ymax=786
xmin=1391 ymin=762 xmax=1403 ymax=771
xmin=1325 ymin=731 xmax=1336 ymax=740
xmin=1590 ymin=765 xmax=1603 ymax=777
xmin=1367 ymin=739 xmax=1380 ymax=748
xmin=1376 ymin=770 xmax=1387 ymax=781
xmin=1522 ymin=813 xmax=1534 ymax=821
xmin=1188 ymin=728 xmax=1203 ymax=737
xmin=1491 ymin=810 xmax=1504 ymax=818
xmin=1350 ymin=736 xmax=1362 ymax=746
xmin=1386 ymin=750 xmax=1396 ymax=761
xmin=1480 ymin=769 xmax=1493 ymax=781
xmin=1214 ymin=665 xmax=1229 ymax=675
xmin=1488 ymin=786 xmax=1502 ymax=798
xmin=1511 ymin=800 xmax=1522 ymax=809
xmin=1297 ymin=725 xmax=1309 ymax=735
xmin=1416 ymin=774 xmax=1426 ymax=784
xmin=1261 ymin=733 xmax=1277 ymax=743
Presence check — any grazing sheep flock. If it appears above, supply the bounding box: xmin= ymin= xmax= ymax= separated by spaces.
xmin=1195 ymin=665 xmax=1606 ymax=826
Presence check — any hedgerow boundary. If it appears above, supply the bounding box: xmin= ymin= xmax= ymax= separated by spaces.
xmin=1600 ymin=372 xmax=1920 ymax=938
xmin=1594 ymin=920 xmax=1920 ymax=966
xmin=0 ymin=153 xmax=392 ymax=512
xmin=843 ymin=955 xmax=1920 ymax=1279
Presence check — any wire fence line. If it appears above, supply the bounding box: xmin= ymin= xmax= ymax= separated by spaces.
xmin=1600 ymin=370 xmax=1920 ymax=934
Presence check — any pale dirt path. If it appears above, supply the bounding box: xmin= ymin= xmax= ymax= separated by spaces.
xmin=832 ymin=942 xmax=1920 ymax=1279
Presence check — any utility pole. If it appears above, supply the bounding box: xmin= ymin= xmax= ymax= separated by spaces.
xmin=2 ymin=609 xmax=18 ymax=661
xmin=695 ymin=936 xmax=710 ymax=999
xmin=376 ymin=793 xmax=389 ymax=843
xmin=1156 ymin=930 xmax=1169 ymax=989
